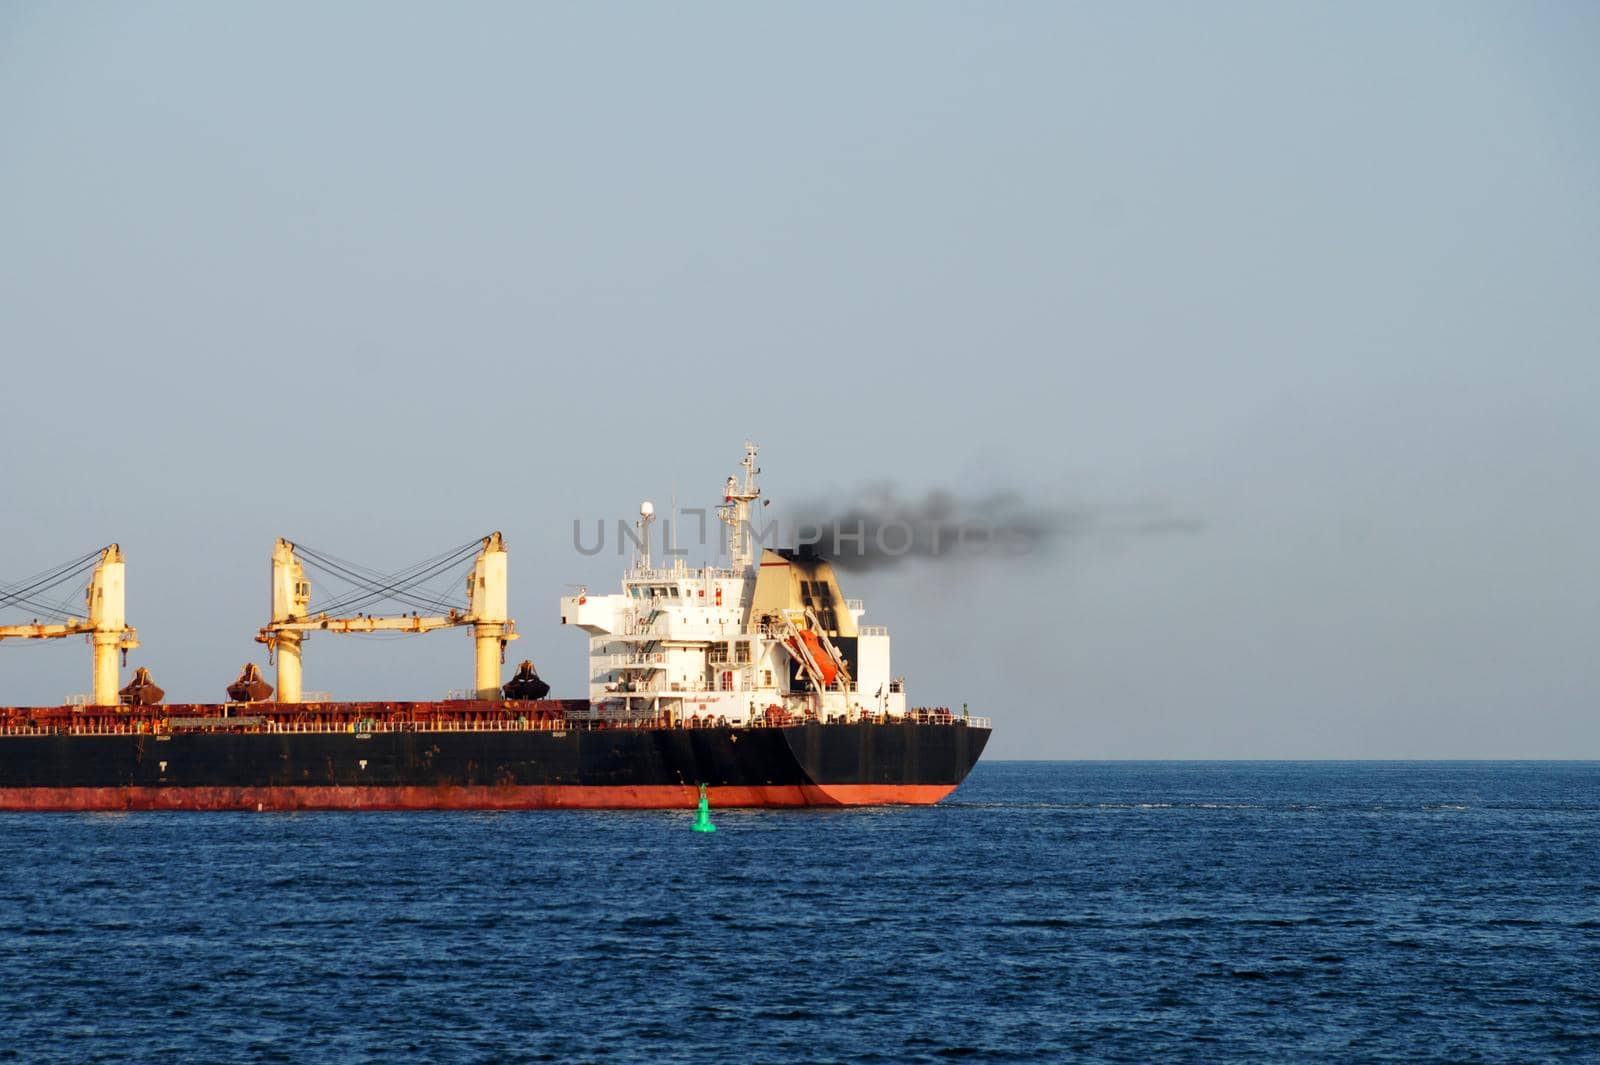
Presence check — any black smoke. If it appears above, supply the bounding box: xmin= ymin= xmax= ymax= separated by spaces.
xmin=774 ymin=488 xmax=1203 ymax=572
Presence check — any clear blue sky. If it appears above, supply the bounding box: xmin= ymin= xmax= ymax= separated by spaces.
xmin=2 ymin=2 xmax=1595 ymax=756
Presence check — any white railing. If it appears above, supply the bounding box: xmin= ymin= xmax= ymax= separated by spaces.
xmin=669 ymin=679 xmax=712 ymax=692
xmin=845 ymin=598 xmax=864 ymax=611
xmin=607 ymin=652 xmax=667 ymax=668
xmin=604 ymin=680 xmax=669 ymax=694
xmin=858 ymin=710 xmax=992 ymax=729
xmin=859 ymin=625 xmax=888 ymax=636
xmin=627 ymin=566 xmax=742 ymax=581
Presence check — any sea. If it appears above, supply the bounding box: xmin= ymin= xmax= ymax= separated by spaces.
xmin=1 ymin=762 xmax=1596 ymax=1063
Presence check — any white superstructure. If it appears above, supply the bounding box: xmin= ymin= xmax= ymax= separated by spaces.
xmin=559 ymin=444 xmax=908 ymax=726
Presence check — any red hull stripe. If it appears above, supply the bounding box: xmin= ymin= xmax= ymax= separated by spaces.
xmin=0 ymin=783 xmax=958 ymax=812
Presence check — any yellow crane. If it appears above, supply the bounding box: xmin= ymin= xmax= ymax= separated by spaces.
xmin=256 ymin=532 xmax=517 ymax=703
xmin=0 ymin=545 xmax=139 ymax=706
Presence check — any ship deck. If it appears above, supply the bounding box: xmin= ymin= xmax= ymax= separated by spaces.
xmin=0 ymin=700 xmax=989 ymax=737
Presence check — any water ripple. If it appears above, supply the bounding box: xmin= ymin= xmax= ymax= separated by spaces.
xmin=0 ymin=761 xmax=1596 ymax=1063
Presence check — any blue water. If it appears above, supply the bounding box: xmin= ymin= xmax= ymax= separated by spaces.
xmin=1 ymin=762 xmax=1596 ymax=1063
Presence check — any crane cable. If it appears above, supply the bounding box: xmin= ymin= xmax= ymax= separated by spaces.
xmin=290 ymin=538 xmax=484 ymax=619
xmin=297 ymin=542 xmax=477 ymax=617
xmin=0 ymin=547 xmax=105 ymax=622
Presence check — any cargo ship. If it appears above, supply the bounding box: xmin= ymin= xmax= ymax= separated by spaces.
xmin=0 ymin=445 xmax=990 ymax=810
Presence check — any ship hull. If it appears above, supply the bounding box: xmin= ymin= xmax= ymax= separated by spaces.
xmin=0 ymin=722 xmax=989 ymax=811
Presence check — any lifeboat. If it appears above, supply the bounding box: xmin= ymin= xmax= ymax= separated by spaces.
xmin=787 ymin=629 xmax=838 ymax=687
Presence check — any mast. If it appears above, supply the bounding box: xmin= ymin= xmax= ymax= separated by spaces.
xmin=636 ymin=501 xmax=656 ymax=572
xmin=267 ymin=538 xmax=310 ymax=703
xmin=85 ymin=546 xmax=134 ymax=705
xmin=469 ymin=532 xmax=511 ymax=699
xmin=717 ymin=442 xmax=761 ymax=572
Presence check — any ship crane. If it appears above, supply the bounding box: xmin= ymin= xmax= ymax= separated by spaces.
xmin=256 ymin=533 xmax=517 ymax=703
xmin=0 ymin=545 xmax=139 ymax=706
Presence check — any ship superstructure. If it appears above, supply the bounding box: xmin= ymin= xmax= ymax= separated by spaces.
xmin=561 ymin=444 xmax=905 ymax=728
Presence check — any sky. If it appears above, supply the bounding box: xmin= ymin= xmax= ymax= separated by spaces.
xmin=1 ymin=1 xmax=1595 ymax=758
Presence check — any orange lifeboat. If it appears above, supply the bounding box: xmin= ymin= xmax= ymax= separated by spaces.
xmin=787 ymin=629 xmax=838 ymax=687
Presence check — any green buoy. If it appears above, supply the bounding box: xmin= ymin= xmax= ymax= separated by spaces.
xmin=692 ymin=783 xmax=717 ymax=833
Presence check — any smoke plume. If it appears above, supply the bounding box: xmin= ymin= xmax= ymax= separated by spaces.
xmin=774 ymin=487 xmax=1203 ymax=572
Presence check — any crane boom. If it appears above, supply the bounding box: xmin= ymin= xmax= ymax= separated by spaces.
xmin=0 ymin=621 xmax=94 ymax=639
xmin=264 ymin=615 xmax=463 ymax=635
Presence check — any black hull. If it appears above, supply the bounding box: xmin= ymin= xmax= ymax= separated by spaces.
xmin=0 ymin=722 xmax=991 ymax=809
